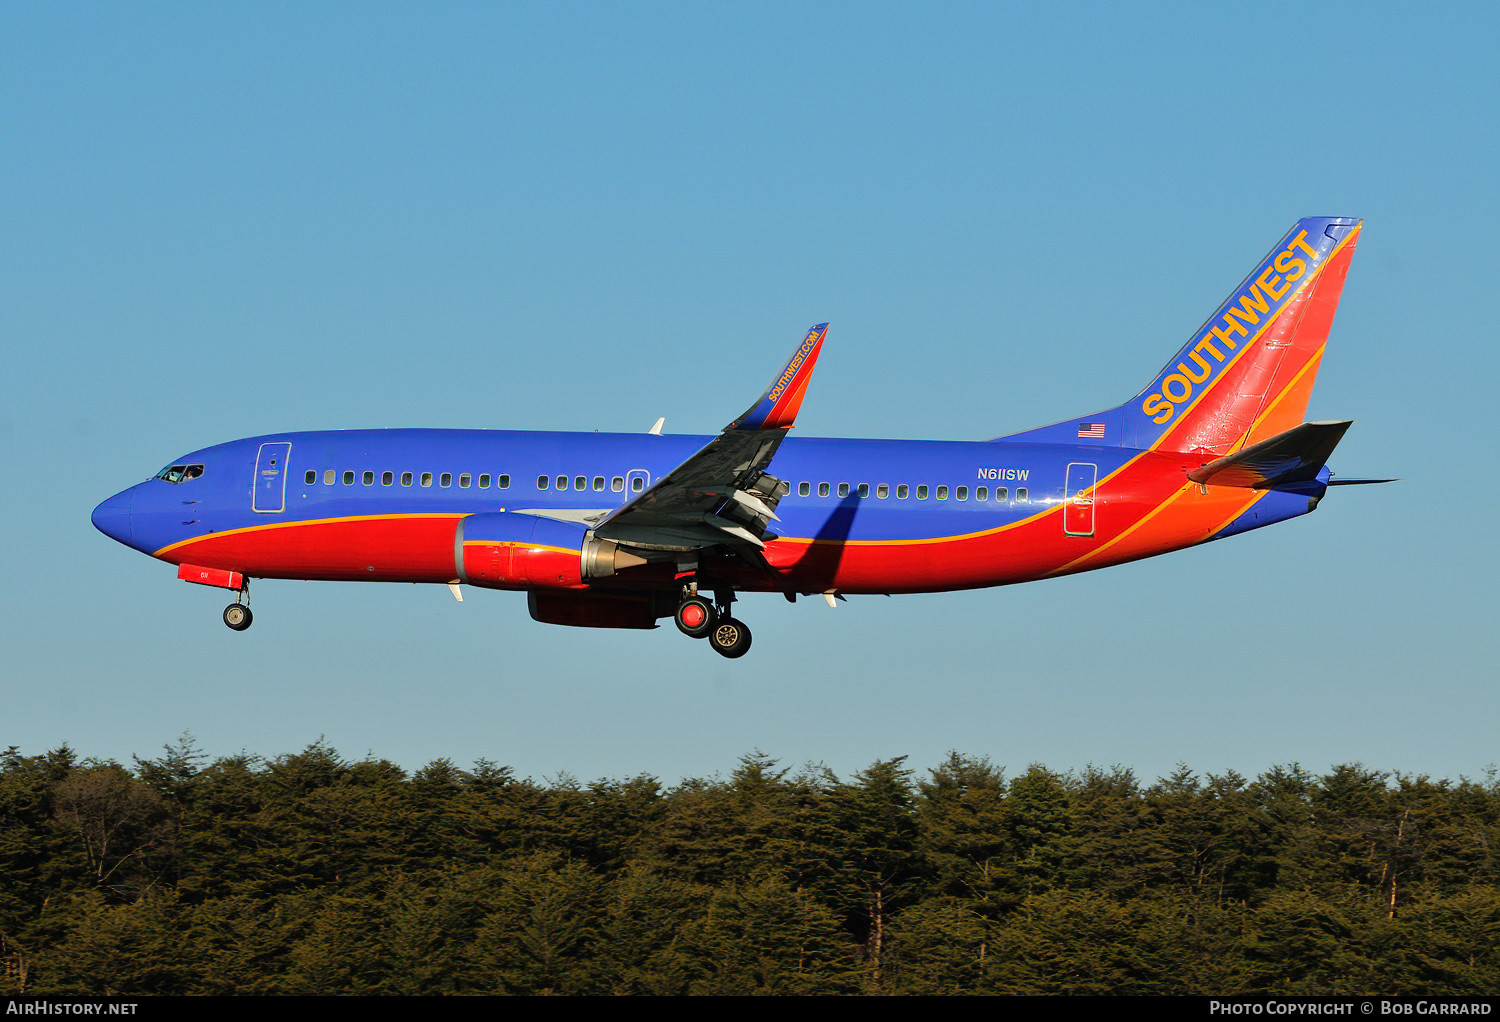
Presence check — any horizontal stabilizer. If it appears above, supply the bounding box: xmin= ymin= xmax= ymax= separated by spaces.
xmin=1187 ymin=420 xmax=1352 ymax=489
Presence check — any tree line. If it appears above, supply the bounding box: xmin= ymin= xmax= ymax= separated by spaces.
xmin=2 ymin=739 xmax=1497 ymax=995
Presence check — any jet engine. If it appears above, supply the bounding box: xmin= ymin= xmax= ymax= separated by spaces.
xmin=457 ymin=512 xmax=647 ymax=590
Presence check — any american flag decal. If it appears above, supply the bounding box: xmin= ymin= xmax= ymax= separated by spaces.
xmin=1077 ymin=422 xmax=1106 ymax=439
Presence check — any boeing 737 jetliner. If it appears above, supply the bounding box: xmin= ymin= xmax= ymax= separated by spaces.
xmin=93 ymin=217 xmax=1380 ymax=658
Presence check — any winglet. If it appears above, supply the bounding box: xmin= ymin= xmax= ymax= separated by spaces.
xmin=729 ymin=323 xmax=828 ymax=431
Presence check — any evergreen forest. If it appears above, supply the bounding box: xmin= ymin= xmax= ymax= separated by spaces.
xmin=2 ymin=740 xmax=1498 ymax=996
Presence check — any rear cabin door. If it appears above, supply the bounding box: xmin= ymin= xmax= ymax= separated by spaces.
xmin=253 ymin=442 xmax=292 ymax=513
xmin=1063 ymin=462 xmax=1097 ymax=537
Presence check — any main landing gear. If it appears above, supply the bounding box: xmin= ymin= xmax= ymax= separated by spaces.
xmin=674 ymin=587 xmax=751 ymax=659
xmin=223 ymin=581 xmax=253 ymax=631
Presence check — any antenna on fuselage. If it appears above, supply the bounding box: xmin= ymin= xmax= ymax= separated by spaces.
xmin=648 ymin=417 xmax=665 ymax=435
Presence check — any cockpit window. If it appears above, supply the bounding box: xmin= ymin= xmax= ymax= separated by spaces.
xmin=156 ymin=464 xmax=204 ymax=484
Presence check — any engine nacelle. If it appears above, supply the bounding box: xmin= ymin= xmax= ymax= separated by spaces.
xmin=457 ymin=512 xmax=646 ymax=590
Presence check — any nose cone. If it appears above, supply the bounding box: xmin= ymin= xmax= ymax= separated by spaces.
xmin=91 ymin=487 xmax=135 ymax=547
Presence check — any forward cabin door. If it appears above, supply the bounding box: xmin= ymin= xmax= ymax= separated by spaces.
xmin=1063 ymin=462 xmax=1097 ymax=537
xmin=253 ymin=442 xmax=292 ymax=513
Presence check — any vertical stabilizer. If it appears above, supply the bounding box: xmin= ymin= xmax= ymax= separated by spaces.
xmin=1128 ymin=216 xmax=1361 ymax=454
xmin=991 ymin=217 xmax=1361 ymax=455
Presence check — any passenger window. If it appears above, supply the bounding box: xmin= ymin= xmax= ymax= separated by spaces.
xmin=631 ymin=476 xmax=644 ymax=492
xmin=402 ymin=472 xmax=413 ymax=486
xmin=459 ymin=474 xmax=471 ymax=488
xmin=575 ymin=475 xmax=587 ymax=491
xmin=556 ymin=475 xmax=568 ymax=490
xmin=996 ymin=487 xmax=1008 ymax=502
xmin=1017 ymin=488 xmax=1029 ymax=502
xmin=499 ymin=474 xmax=511 ymax=489
xmin=362 ymin=471 xmax=374 ymax=486
xmin=612 ymin=476 xmax=624 ymax=492
xmin=857 ymin=483 xmax=870 ymax=498
xmin=305 ymin=470 xmax=316 ymax=484
xmin=593 ymin=476 xmax=605 ymax=491
xmin=343 ymin=471 xmax=355 ymax=485
xmin=382 ymin=471 xmax=393 ymax=486
xmin=957 ymin=486 xmax=968 ymax=501
xmin=837 ymin=483 xmax=849 ymax=497
xmin=878 ymin=484 xmax=889 ymax=498
xmin=798 ymin=482 xmax=810 ymax=497
xmin=917 ymin=485 xmax=928 ymax=500
xmin=977 ymin=486 xmax=988 ymax=501
xmin=478 ymin=474 xmax=491 ymax=488
xmin=537 ymin=475 xmax=549 ymax=490
xmin=818 ymin=483 xmax=830 ymax=497
xmin=898 ymin=484 xmax=909 ymax=499
xmin=937 ymin=485 xmax=948 ymax=500
xmin=421 ymin=472 xmax=433 ymax=487
xmin=324 ymin=470 xmax=335 ymax=485
xmin=440 ymin=473 xmax=452 ymax=487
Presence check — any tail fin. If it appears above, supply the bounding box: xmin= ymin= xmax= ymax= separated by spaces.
xmin=1133 ymin=216 xmax=1361 ymax=454
xmin=993 ymin=217 xmax=1361 ymax=455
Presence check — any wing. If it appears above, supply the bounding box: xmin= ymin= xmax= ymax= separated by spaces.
xmin=591 ymin=323 xmax=828 ymax=553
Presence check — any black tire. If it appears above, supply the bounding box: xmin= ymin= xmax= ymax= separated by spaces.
xmin=674 ymin=597 xmax=716 ymax=639
xmin=223 ymin=604 xmax=253 ymax=631
xmin=708 ymin=617 xmax=751 ymax=658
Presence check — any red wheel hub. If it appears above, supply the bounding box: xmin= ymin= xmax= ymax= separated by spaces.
xmin=680 ymin=603 xmax=706 ymax=628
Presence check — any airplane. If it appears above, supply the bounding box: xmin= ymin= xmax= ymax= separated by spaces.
xmin=92 ymin=216 xmax=1384 ymax=658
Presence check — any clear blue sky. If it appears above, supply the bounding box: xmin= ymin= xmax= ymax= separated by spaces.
xmin=4 ymin=2 xmax=1496 ymax=786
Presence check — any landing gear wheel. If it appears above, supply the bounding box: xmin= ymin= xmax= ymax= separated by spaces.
xmin=675 ymin=596 xmax=716 ymax=639
xmin=709 ymin=617 xmax=752 ymax=659
xmin=223 ymin=604 xmax=253 ymax=631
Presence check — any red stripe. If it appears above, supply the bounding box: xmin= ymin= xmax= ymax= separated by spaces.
xmin=160 ymin=516 xmax=461 ymax=582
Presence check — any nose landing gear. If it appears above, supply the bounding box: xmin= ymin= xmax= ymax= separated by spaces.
xmin=223 ymin=580 xmax=252 ymax=631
